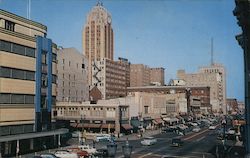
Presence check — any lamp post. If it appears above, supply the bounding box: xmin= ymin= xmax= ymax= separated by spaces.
xmin=80 ymin=114 xmax=86 ymax=145
xmin=122 ymin=138 xmax=133 ymax=158
xmin=222 ymin=118 xmax=227 ymax=157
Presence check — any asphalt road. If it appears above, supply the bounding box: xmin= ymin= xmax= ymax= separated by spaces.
xmin=115 ymin=128 xmax=219 ymax=158
xmin=16 ymin=127 xmax=221 ymax=158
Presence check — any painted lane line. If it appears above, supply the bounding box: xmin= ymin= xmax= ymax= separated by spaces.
xmin=138 ymin=152 xmax=152 ymax=158
xmin=195 ymin=136 xmax=205 ymax=142
xmin=183 ymin=129 xmax=209 ymax=141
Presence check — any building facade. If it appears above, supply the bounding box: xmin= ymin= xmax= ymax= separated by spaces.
xmin=150 ymin=67 xmax=165 ymax=86
xmin=127 ymin=85 xmax=211 ymax=114
xmin=56 ymin=100 xmax=130 ymax=134
xmin=227 ymin=98 xmax=238 ymax=114
xmin=0 ymin=9 xmax=66 ymax=156
xmin=130 ymin=64 xmax=165 ymax=87
xmin=57 ymin=48 xmax=89 ymax=102
xmin=90 ymin=58 xmax=128 ymax=99
xmin=177 ymin=64 xmax=226 ymax=114
xmin=83 ymin=2 xmax=114 ymax=86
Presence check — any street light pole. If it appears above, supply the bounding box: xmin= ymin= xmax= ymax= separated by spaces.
xmin=80 ymin=114 xmax=85 ymax=145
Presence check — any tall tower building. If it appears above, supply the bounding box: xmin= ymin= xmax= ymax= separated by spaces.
xmin=83 ymin=2 xmax=114 ymax=85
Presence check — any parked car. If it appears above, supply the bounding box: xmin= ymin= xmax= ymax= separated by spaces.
xmin=227 ymin=128 xmax=236 ymax=135
xmin=40 ymin=153 xmax=59 ymax=158
xmin=192 ymin=127 xmax=201 ymax=132
xmin=171 ymin=138 xmax=184 ymax=147
xmin=54 ymin=150 xmax=78 ymax=158
xmin=141 ymin=137 xmax=157 ymax=146
xmin=71 ymin=131 xmax=81 ymax=138
xmin=95 ymin=134 xmax=116 ymax=142
xmin=67 ymin=147 xmax=89 ymax=158
xmin=78 ymin=145 xmax=97 ymax=155
xmin=209 ymin=126 xmax=216 ymax=130
xmin=94 ymin=148 xmax=109 ymax=157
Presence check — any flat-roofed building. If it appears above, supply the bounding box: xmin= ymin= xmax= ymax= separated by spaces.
xmin=57 ymin=48 xmax=89 ymax=102
xmin=177 ymin=64 xmax=226 ymax=114
xmin=130 ymin=64 xmax=165 ymax=87
xmin=150 ymin=67 xmax=165 ymax=86
xmin=128 ymin=85 xmax=211 ymax=114
xmin=56 ymin=100 xmax=130 ymax=134
xmin=0 ymin=9 xmax=67 ymax=156
xmin=90 ymin=58 xmax=129 ymax=100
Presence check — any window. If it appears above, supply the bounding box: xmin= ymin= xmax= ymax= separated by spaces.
xmin=82 ymin=64 xmax=85 ymax=69
xmin=12 ymin=43 xmax=25 ymax=56
xmin=41 ymin=96 xmax=47 ymax=108
xmin=42 ymin=53 xmax=47 ymax=64
xmin=5 ymin=20 xmax=15 ymax=31
xmin=41 ymin=74 xmax=48 ymax=87
xmin=0 ymin=67 xmax=11 ymax=77
xmin=26 ymin=71 xmax=35 ymax=81
xmin=144 ymin=106 xmax=149 ymax=114
xmin=11 ymin=94 xmax=24 ymax=104
xmin=26 ymin=47 xmax=35 ymax=57
xmin=12 ymin=69 xmax=24 ymax=80
xmin=0 ymin=40 xmax=11 ymax=52
xmin=52 ymin=96 xmax=56 ymax=105
xmin=69 ymin=61 xmax=71 ymax=66
xmin=25 ymin=95 xmax=34 ymax=104
xmin=0 ymin=93 xmax=11 ymax=104
xmin=52 ymin=53 xmax=57 ymax=62
xmin=52 ymin=75 xmax=57 ymax=84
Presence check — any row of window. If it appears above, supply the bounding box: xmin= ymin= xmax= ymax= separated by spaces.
xmin=0 ymin=40 xmax=35 ymax=57
xmin=0 ymin=93 xmax=35 ymax=104
xmin=0 ymin=66 xmax=57 ymax=83
xmin=0 ymin=40 xmax=57 ymax=62
xmin=0 ymin=66 xmax=35 ymax=81
xmin=0 ymin=93 xmax=56 ymax=105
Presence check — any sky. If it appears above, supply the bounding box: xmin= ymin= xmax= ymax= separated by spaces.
xmin=0 ymin=0 xmax=244 ymax=101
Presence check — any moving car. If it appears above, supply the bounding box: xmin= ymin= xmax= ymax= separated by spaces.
xmin=39 ymin=153 xmax=59 ymax=158
xmin=78 ymin=145 xmax=97 ymax=155
xmin=95 ymin=134 xmax=113 ymax=142
xmin=67 ymin=147 xmax=89 ymax=158
xmin=94 ymin=148 xmax=109 ymax=157
xmin=192 ymin=127 xmax=201 ymax=132
xmin=171 ymin=138 xmax=184 ymax=147
xmin=141 ymin=137 xmax=157 ymax=146
xmin=209 ymin=126 xmax=216 ymax=130
xmin=54 ymin=150 xmax=78 ymax=158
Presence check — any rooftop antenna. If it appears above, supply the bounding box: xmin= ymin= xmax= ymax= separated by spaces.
xmin=27 ymin=0 xmax=31 ymax=20
xmin=211 ymin=37 xmax=214 ymax=66
xmin=27 ymin=0 xmax=31 ymax=36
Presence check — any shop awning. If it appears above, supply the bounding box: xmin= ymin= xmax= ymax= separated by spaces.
xmin=163 ymin=117 xmax=179 ymax=122
xmin=76 ymin=123 xmax=101 ymax=128
xmin=122 ymin=124 xmax=133 ymax=130
xmin=153 ymin=118 xmax=164 ymax=125
xmin=143 ymin=117 xmax=152 ymax=121
xmin=101 ymin=124 xmax=115 ymax=129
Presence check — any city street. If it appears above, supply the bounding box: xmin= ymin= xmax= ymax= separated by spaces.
xmin=116 ymin=128 xmax=218 ymax=158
